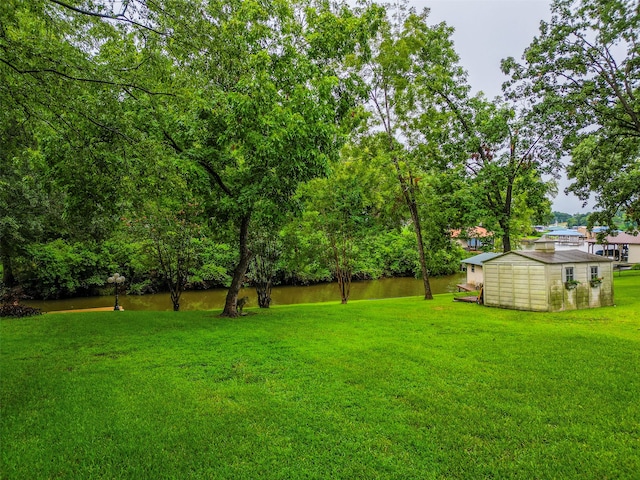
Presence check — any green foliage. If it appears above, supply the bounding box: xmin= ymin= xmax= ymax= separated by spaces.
xmin=370 ymin=228 xmax=420 ymax=277
xmin=279 ymin=211 xmax=334 ymax=284
xmin=448 ymin=96 xmax=558 ymax=252
xmin=14 ymin=240 xmax=105 ymax=299
xmin=129 ymin=201 xmax=207 ymax=311
xmin=354 ymin=3 xmax=469 ymax=297
xmin=503 ymin=0 xmax=640 ymax=230
xmin=0 ymin=0 xmax=559 ymax=300
xmin=189 ymin=239 xmax=234 ymax=288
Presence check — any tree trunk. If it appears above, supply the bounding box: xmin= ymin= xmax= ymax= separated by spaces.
xmin=1 ymin=255 xmax=15 ymax=289
xmin=255 ymin=280 xmax=272 ymax=308
xmin=337 ymin=269 xmax=351 ymax=304
xmin=501 ymin=183 xmax=513 ymax=253
xmin=408 ymin=199 xmax=433 ymax=300
xmin=389 ymin=151 xmax=433 ymax=300
xmin=329 ymin=234 xmax=352 ymax=304
xmin=170 ymin=291 xmax=180 ymax=311
xmin=222 ymin=213 xmax=252 ymax=317
xmin=168 ymin=271 xmax=183 ymax=311
xmin=501 ymin=226 xmax=512 ymax=253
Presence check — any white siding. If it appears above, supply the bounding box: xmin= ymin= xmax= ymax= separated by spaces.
xmin=466 ymin=266 xmax=485 ymax=287
xmin=628 ymin=245 xmax=640 ymax=264
xmin=483 ymin=257 xmax=612 ymax=312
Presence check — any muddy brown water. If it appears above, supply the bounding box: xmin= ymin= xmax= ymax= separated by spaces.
xmin=26 ymin=273 xmax=466 ymax=312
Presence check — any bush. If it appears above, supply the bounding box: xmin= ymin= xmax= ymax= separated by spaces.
xmin=0 ymin=290 xmax=42 ymax=318
xmin=13 ymin=240 xmax=104 ymax=299
xmin=0 ymin=303 xmax=42 ymax=318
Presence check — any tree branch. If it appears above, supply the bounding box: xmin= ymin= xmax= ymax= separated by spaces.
xmin=197 ymin=159 xmax=233 ymax=197
xmin=47 ymin=0 xmax=168 ymax=36
xmin=0 ymin=58 xmax=174 ymax=97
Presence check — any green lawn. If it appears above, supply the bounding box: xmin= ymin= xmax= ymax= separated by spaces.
xmin=2 ymin=272 xmax=639 ymax=479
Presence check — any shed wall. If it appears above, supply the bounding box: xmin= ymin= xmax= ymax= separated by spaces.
xmin=483 ymin=257 xmax=547 ymax=311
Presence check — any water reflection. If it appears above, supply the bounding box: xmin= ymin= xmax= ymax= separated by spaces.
xmin=26 ymin=273 xmax=466 ymax=312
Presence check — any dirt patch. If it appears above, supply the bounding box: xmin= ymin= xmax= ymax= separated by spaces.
xmin=47 ymin=307 xmax=124 ymax=314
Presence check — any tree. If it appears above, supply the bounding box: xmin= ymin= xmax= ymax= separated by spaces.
xmin=3 ymin=0 xmax=382 ymax=313
xmin=150 ymin=0 xmax=381 ymax=316
xmin=0 ymin=139 xmax=54 ymax=288
xmin=1 ymin=0 xmax=166 ymax=245
xmin=301 ymin=148 xmax=384 ymax=304
xmin=502 ymin=0 xmax=640 ymax=230
xmin=130 ymin=201 xmax=204 ymax=311
xmin=248 ymin=230 xmax=281 ymax=309
xmin=448 ymin=97 xmax=558 ymax=252
xmin=358 ymin=3 xmax=468 ymax=299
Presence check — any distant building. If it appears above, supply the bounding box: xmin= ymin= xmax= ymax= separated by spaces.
xmin=586 ymin=232 xmax=640 ymax=264
xmin=451 ymin=226 xmax=492 ymax=251
xmin=460 ymin=252 xmax=501 ymax=289
xmin=577 ymin=226 xmax=609 ymax=240
xmin=482 ymin=240 xmax=614 ymax=312
xmin=542 ymin=229 xmax=586 ymax=246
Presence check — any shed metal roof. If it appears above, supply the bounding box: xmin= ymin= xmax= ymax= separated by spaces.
xmin=460 ymin=252 xmax=501 ymax=266
xmin=485 ymin=250 xmax=614 ymax=265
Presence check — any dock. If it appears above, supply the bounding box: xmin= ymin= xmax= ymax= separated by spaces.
xmin=456 ymin=283 xmax=478 ymax=292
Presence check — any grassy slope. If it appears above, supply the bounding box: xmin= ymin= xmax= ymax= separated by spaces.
xmin=2 ymin=272 xmax=639 ymax=479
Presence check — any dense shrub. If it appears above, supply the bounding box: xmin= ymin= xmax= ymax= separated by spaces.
xmin=370 ymin=228 xmax=420 ymax=277
xmin=0 ymin=303 xmax=42 ymax=318
xmin=10 ymin=234 xmax=238 ymax=299
xmin=0 ymin=290 xmax=42 ymax=318
xmin=9 ymin=224 xmax=464 ymax=298
xmin=13 ymin=240 xmax=105 ymax=299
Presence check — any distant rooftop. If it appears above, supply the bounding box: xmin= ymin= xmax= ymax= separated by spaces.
xmin=543 ymin=229 xmax=585 ymax=237
xmin=586 ymin=232 xmax=640 ymax=245
xmin=451 ymin=226 xmax=491 ymax=238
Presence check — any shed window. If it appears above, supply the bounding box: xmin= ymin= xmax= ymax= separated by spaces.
xmin=471 ymin=265 xmax=475 ymax=273
xmin=565 ymin=267 xmax=574 ymax=282
xmin=591 ymin=266 xmax=599 ymax=280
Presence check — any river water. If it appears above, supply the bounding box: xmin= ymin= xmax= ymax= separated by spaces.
xmin=26 ymin=273 xmax=466 ymax=312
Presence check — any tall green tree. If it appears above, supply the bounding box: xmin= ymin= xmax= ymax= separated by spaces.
xmin=447 ymin=97 xmax=557 ymax=252
xmin=1 ymin=0 xmax=167 ymax=243
xmin=502 ymin=0 xmax=640 ymax=230
xmin=131 ymin=202 xmax=204 ymax=311
xmin=358 ymin=3 xmax=468 ymax=299
xmin=149 ymin=0 xmax=381 ymax=316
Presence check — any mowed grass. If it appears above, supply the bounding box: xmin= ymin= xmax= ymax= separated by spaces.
xmin=2 ymin=273 xmax=639 ymax=479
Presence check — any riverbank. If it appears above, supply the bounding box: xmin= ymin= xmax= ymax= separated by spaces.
xmin=46 ymin=306 xmax=124 ymax=314
xmin=26 ymin=273 xmax=466 ymax=312
xmin=2 ymin=272 xmax=639 ymax=479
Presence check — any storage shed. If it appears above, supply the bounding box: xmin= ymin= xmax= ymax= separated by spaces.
xmin=482 ymin=241 xmax=614 ymax=312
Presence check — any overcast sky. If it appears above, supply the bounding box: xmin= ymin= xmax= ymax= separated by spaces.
xmin=405 ymin=0 xmax=594 ymax=214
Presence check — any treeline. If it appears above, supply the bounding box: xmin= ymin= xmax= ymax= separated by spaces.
xmin=551 ymin=212 xmax=633 ymax=230
xmin=2 ymin=0 xmax=638 ymax=312
xmin=551 ymin=212 xmax=591 ymax=228
xmin=10 ymin=227 xmax=462 ymax=301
